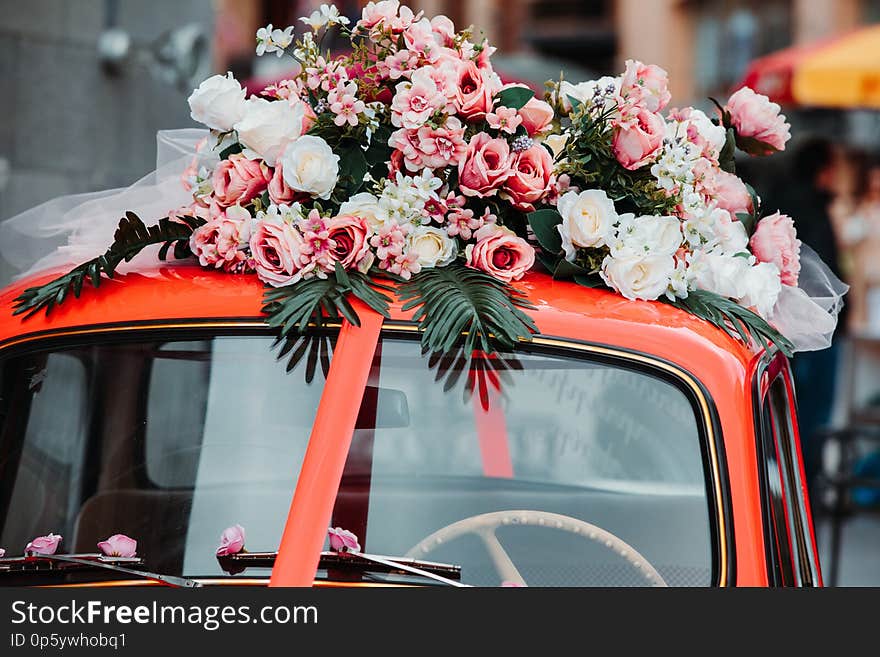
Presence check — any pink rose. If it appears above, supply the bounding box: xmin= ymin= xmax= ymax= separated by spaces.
xmin=216 ymin=524 xmax=246 ymax=557
xmin=619 ymin=59 xmax=671 ymax=113
xmin=250 ymin=219 xmax=306 ymax=287
xmin=465 ymin=224 xmax=535 ymax=283
xmin=211 ymin=153 xmax=272 ymax=207
xmin=326 ymin=215 xmax=373 ymax=271
xmin=328 ymin=527 xmax=361 ymax=553
xmin=518 ymin=97 xmax=554 ymax=136
xmin=710 ymin=169 xmax=753 ymax=217
xmin=97 ymin=534 xmax=137 ymax=558
xmin=430 ymin=15 xmax=456 ymax=46
xmin=189 ymin=207 xmax=253 ymax=272
xmin=725 ymin=86 xmax=791 ymax=154
xmin=503 ymin=144 xmax=554 ymax=211
xmin=458 ymin=132 xmax=514 ymax=198
xmin=268 ymin=162 xmax=300 ymax=206
xmin=26 ymin=533 xmax=62 ymax=555
xmin=750 ymin=212 xmax=801 ymax=285
xmin=612 ymin=108 xmax=664 ymax=170
xmin=454 ymin=61 xmax=497 ymax=121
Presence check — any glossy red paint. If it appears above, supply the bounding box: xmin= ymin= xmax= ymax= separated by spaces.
xmin=0 ymin=265 xmax=782 ymax=585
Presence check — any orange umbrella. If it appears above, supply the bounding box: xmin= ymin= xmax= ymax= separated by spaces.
xmin=738 ymin=24 xmax=880 ymax=109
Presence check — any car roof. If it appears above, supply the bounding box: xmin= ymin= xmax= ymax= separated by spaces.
xmin=0 ymin=264 xmax=764 ymax=373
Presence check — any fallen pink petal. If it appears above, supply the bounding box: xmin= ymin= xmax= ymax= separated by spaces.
xmin=25 ymin=533 xmax=62 ymax=555
xmin=328 ymin=527 xmax=360 ymax=553
xmin=97 ymin=534 xmax=138 ymax=558
xmin=216 ymin=524 xmax=246 ymax=557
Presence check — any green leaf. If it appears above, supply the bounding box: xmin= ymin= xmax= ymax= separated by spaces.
xmin=334 ymin=139 xmax=369 ymax=199
xmin=718 ymin=127 xmax=736 ymax=174
xmin=218 ymin=141 xmax=244 ymax=160
xmin=494 ymin=86 xmax=534 ymax=110
xmin=552 ymin=258 xmax=587 ymax=280
xmin=573 ymin=273 xmax=604 ymax=288
xmin=735 ymin=134 xmax=779 ymax=157
xmin=12 ymin=213 xmax=206 ymax=318
xmin=398 ymin=263 xmax=537 ymax=357
xmin=527 ymin=208 xmax=563 ymax=254
xmin=669 ymin=289 xmax=794 ymax=357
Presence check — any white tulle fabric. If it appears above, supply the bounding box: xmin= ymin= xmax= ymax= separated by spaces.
xmin=769 ymin=244 xmax=848 ymax=352
xmin=0 ymin=129 xmax=846 ymax=352
xmin=0 ymin=129 xmax=215 ymax=277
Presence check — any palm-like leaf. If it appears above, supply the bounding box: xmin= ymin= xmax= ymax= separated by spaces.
xmin=13 ymin=212 xmax=205 ymax=318
xmin=398 ymin=263 xmax=538 ymax=355
xmin=669 ymin=289 xmax=794 ymax=357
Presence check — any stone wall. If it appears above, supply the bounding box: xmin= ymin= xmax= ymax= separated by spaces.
xmin=0 ymin=0 xmax=214 ymax=284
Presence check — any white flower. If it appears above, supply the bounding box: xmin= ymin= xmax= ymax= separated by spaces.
xmin=689 ymin=251 xmax=751 ymax=300
xmin=738 ymin=261 xmax=782 ymax=318
xmin=715 ymin=217 xmax=749 ymax=254
xmin=407 ymin=226 xmax=457 ymax=267
xmin=300 ymin=3 xmax=350 ymax=30
xmin=256 ymin=24 xmax=294 ymax=57
xmin=600 ymin=254 xmax=676 ymax=301
xmin=558 ymin=76 xmax=620 ymax=113
xmin=410 ymin=170 xmax=443 ymax=200
xmin=682 ymin=108 xmax=727 ymax=159
xmin=543 ymin=133 xmax=568 ymax=158
xmin=667 ymin=258 xmax=690 ymax=301
xmin=339 ymin=192 xmax=384 ymax=230
xmin=682 ymin=206 xmax=732 ymax=248
xmin=609 ymin=214 xmax=683 ymax=258
xmin=187 ymin=72 xmax=247 ymax=132
xmin=280 ymin=135 xmax=340 ymax=200
xmin=556 ymin=189 xmax=618 ymax=260
xmin=256 ymin=24 xmax=273 ymax=56
xmin=234 ymin=97 xmax=306 ymax=165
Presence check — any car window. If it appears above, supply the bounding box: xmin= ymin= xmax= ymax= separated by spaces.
xmin=327 ymin=338 xmax=717 ymax=587
xmin=759 ymin=372 xmax=818 ymax=586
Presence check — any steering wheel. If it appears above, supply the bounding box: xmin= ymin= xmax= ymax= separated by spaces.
xmin=405 ymin=510 xmax=668 ymax=587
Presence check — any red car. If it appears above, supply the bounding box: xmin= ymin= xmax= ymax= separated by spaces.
xmin=0 ymin=264 xmax=820 ymax=587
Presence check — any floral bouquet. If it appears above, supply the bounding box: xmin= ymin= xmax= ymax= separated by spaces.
xmin=12 ymin=1 xmax=840 ymax=358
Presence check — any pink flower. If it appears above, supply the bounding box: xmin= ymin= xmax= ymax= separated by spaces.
xmin=501 ymin=581 xmax=527 ymax=587
xmin=268 ymin=162 xmax=300 ymax=206
xmin=391 ymin=68 xmax=445 ymax=129
xmin=430 ymin=15 xmax=456 ymax=46
xmin=619 ymin=59 xmax=671 ymax=113
xmin=465 ymin=224 xmax=535 ymax=283
xmin=298 ymin=210 xmax=338 ymax=276
xmin=211 ymin=154 xmax=272 ymax=207
xmin=518 ymin=97 xmax=555 ymax=136
xmin=750 ymin=212 xmax=801 ymax=285
xmin=250 ymin=219 xmax=306 ymax=287
xmin=328 ymin=527 xmax=361 ymax=553
xmin=97 ymin=534 xmax=137 ymax=558
xmin=25 ymin=533 xmax=62 ymax=555
xmin=189 ymin=207 xmax=253 ymax=272
xmin=0 ymin=548 xmax=5 ymax=558
xmin=326 ymin=215 xmax=373 ymax=271
xmin=458 ymin=132 xmax=514 ymax=198
xmin=709 ymin=169 xmax=753 ymax=217
xmin=390 ymin=118 xmax=467 ymax=171
xmin=454 ymin=60 xmax=498 ymax=121
xmin=611 ymin=108 xmax=665 ymax=170
xmin=216 ymin=524 xmax=246 ymax=557
xmin=487 ymin=106 xmax=522 ymax=135
xmin=725 ymin=86 xmax=791 ymax=154
xmin=370 ymin=222 xmax=408 ymax=262
xmin=328 ymin=81 xmax=365 ymax=127
xmin=403 ymin=17 xmax=441 ymax=62
xmin=447 ymin=207 xmax=494 ymax=241
xmin=502 ymin=144 xmax=554 ymax=212
xmin=383 ymin=250 xmax=422 ymax=280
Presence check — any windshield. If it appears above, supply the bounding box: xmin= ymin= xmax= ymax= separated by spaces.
xmin=0 ymin=330 xmax=717 ymax=586
xmin=0 ymin=332 xmax=331 ymax=581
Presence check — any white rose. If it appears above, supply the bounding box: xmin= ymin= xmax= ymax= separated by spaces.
xmin=188 ymin=72 xmax=248 ymax=132
xmin=280 ymin=135 xmax=340 ymax=200
xmin=600 ymin=254 xmax=676 ymax=301
xmin=407 ymin=226 xmax=457 ymax=268
xmin=234 ymin=97 xmax=306 ymax=165
xmin=611 ymin=214 xmax=682 ymax=258
xmin=690 ymin=251 xmax=751 ymax=299
xmin=339 ymin=192 xmax=384 ymax=230
xmin=543 ymin=133 xmax=568 ymax=158
xmin=684 ymin=108 xmax=727 ymax=159
xmin=556 ymin=189 xmax=617 ymax=260
xmin=738 ymin=261 xmax=782 ymax=318
xmin=715 ymin=217 xmax=749 ymax=254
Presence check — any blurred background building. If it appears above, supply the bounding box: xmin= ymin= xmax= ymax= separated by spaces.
xmin=2 ymin=0 xmax=880 ymax=584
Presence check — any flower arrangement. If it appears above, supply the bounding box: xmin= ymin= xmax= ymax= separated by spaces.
xmin=13 ymin=0 xmax=804 ymax=356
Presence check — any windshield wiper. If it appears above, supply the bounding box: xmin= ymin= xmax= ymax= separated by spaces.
xmin=218 ymin=551 xmax=469 ymax=587
xmin=0 ymin=553 xmax=201 ymax=588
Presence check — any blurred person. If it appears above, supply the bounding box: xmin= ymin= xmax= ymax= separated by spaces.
xmin=769 ymin=137 xmax=846 ymax=496
xmin=843 ymin=156 xmax=880 ymax=332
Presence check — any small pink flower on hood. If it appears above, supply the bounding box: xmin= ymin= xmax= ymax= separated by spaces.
xmin=501 ymin=581 xmax=527 ymax=587
xmin=97 ymin=534 xmax=138 ymax=558
xmin=0 ymin=548 xmax=5 ymax=558
xmin=328 ymin=527 xmax=361 ymax=553
xmin=611 ymin=108 xmax=665 ymax=170
xmin=216 ymin=525 xmax=246 ymax=557
xmin=26 ymin=533 xmax=62 ymax=555
xmin=518 ymin=97 xmax=555 ymax=136
xmin=750 ymin=211 xmax=801 ymax=286
xmin=619 ymin=59 xmax=671 ymax=113
xmin=725 ymin=86 xmax=791 ymax=154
